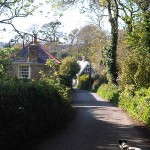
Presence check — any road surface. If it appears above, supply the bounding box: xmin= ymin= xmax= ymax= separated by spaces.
xmin=35 ymin=89 xmax=150 ymax=150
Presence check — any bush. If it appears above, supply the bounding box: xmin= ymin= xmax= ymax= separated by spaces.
xmin=121 ymin=11 xmax=150 ymax=91
xmin=0 ymin=78 xmax=72 ymax=150
xmin=121 ymin=52 xmax=150 ymax=90
xmin=92 ymin=79 xmax=101 ymax=92
xmin=77 ymin=74 xmax=91 ymax=90
xmin=119 ymin=87 xmax=150 ymax=126
xmin=91 ymin=74 xmax=108 ymax=92
xmin=59 ymin=56 xmax=80 ymax=88
xmin=97 ymin=83 xmax=119 ymax=105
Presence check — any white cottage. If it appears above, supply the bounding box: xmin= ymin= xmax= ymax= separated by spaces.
xmin=77 ymin=56 xmax=96 ymax=76
xmin=72 ymin=56 xmax=96 ymax=86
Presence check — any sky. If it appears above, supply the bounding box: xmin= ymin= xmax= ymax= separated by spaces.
xmin=0 ymin=1 xmax=113 ymax=43
xmin=0 ymin=2 xmax=92 ymax=43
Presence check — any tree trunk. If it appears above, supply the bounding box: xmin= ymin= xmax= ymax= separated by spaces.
xmin=106 ymin=0 xmax=119 ymax=85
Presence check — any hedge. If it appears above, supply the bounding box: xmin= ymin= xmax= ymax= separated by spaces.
xmin=97 ymin=83 xmax=119 ymax=105
xmin=77 ymin=74 xmax=91 ymax=90
xmin=119 ymin=87 xmax=150 ymax=126
xmin=0 ymin=78 xmax=72 ymax=150
xmin=97 ymin=83 xmax=150 ymax=127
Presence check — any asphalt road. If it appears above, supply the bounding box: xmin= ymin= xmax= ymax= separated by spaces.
xmin=36 ymin=89 xmax=150 ymax=150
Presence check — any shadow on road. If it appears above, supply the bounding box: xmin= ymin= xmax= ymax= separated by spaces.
xmin=31 ymin=89 xmax=150 ymax=150
xmin=70 ymin=89 xmax=150 ymax=150
xmin=72 ymin=89 xmax=115 ymax=107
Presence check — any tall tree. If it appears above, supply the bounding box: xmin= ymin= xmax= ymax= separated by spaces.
xmin=48 ymin=0 xmax=150 ymax=86
xmin=39 ymin=21 xmax=62 ymax=42
xmin=50 ymin=0 xmax=119 ymax=84
xmin=76 ymin=25 xmax=107 ymax=73
xmin=105 ymin=0 xmax=119 ymax=84
xmin=66 ymin=25 xmax=107 ymax=75
xmin=117 ymin=29 xmax=128 ymax=71
xmin=121 ymin=0 xmax=150 ymax=90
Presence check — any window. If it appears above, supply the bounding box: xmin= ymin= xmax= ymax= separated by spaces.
xmin=18 ymin=65 xmax=30 ymax=79
xmin=84 ymin=66 xmax=90 ymax=73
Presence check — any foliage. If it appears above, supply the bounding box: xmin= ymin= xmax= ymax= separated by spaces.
xmin=77 ymin=74 xmax=91 ymax=90
xmin=105 ymin=0 xmax=119 ymax=84
xmin=0 ymin=47 xmax=19 ymax=79
xmin=50 ymin=50 xmax=70 ymax=60
xmin=0 ymin=78 xmax=72 ymax=150
xmin=119 ymin=87 xmax=150 ymax=126
xmin=88 ymin=0 xmax=119 ymax=84
xmin=117 ymin=30 xmax=128 ymax=71
xmin=91 ymin=74 xmax=108 ymax=92
xmin=0 ymin=0 xmax=39 ymax=33
xmin=97 ymin=83 xmax=119 ymax=105
xmin=121 ymin=52 xmax=150 ymax=90
xmin=59 ymin=56 xmax=80 ymax=88
xmin=40 ymin=57 xmax=80 ymax=89
xmin=91 ymin=79 xmax=100 ymax=91
xmin=0 ymin=48 xmax=11 ymax=78
xmin=64 ymin=25 xmax=108 ymax=76
xmin=39 ymin=21 xmax=63 ymax=42
xmin=121 ymin=10 xmax=150 ymax=90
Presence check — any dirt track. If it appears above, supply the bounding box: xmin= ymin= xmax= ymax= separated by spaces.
xmin=36 ymin=89 xmax=150 ymax=150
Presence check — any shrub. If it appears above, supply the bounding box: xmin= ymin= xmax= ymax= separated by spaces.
xmin=91 ymin=74 xmax=108 ymax=92
xmin=97 ymin=83 xmax=119 ymax=105
xmin=0 ymin=78 xmax=72 ymax=150
xmin=77 ymin=74 xmax=91 ymax=90
xmin=92 ymin=79 xmax=101 ymax=92
xmin=119 ymin=87 xmax=150 ymax=126
xmin=0 ymin=47 xmax=19 ymax=79
xmin=120 ymin=10 xmax=150 ymax=91
xmin=121 ymin=52 xmax=150 ymax=90
xmin=59 ymin=56 xmax=80 ymax=88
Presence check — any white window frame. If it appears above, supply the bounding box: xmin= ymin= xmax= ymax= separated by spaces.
xmin=18 ymin=64 xmax=31 ymax=79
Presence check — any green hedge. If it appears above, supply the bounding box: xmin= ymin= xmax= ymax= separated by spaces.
xmin=97 ymin=83 xmax=119 ymax=105
xmin=77 ymin=74 xmax=91 ymax=90
xmin=0 ymin=78 xmax=72 ymax=150
xmin=119 ymin=87 xmax=150 ymax=126
xmin=97 ymin=83 xmax=150 ymax=127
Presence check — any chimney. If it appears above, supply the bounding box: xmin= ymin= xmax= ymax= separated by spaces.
xmin=28 ymin=44 xmax=38 ymax=62
xmin=28 ymin=34 xmax=38 ymax=62
xmin=33 ymin=34 xmax=37 ymax=44
xmin=82 ymin=56 xmax=86 ymax=62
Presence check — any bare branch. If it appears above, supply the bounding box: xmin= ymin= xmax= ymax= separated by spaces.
xmin=0 ymin=0 xmax=38 ymax=34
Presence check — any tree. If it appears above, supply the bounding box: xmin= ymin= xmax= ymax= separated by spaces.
xmin=75 ymin=25 xmax=108 ymax=74
xmin=0 ymin=47 xmax=19 ymax=79
xmin=51 ymin=0 xmax=119 ymax=84
xmin=121 ymin=2 xmax=150 ymax=90
xmin=39 ymin=21 xmax=63 ymax=42
xmin=0 ymin=0 xmax=39 ymax=34
xmin=59 ymin=56 xmax=80 ymax=88
xmin=99 ymin=0 xmax=119 ymax=84
xmin=46 ymin=0 xmax=150 ymax=87
xmin=116 ymin=29 xmax=128 ymax=72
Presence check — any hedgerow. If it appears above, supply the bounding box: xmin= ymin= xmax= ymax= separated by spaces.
xmin=119 ymin=87 xmax=150 ymax=126
xmin=77 ymin=74 xmax=91 ymax=90
xmin=97 ymin=83 xmax=119 ymax=105
xmin=0 ymin=78 xmax=72 ymax=150
xmin=97 ymin=83 xmax=150 ymax=127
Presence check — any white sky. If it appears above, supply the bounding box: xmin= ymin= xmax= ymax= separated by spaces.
xmin=0 ymin=1 xmax=113 ymax=43
xmin=0 ymin=3 xmax=91 ymax=43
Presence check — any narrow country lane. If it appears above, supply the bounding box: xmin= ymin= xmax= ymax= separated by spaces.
xmin=36 ymin=89 xmax=150 ymax=150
